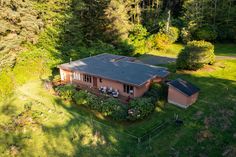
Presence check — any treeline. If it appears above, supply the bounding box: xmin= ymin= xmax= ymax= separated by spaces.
xmin=1 ymin=0 xmax=236 ymax=67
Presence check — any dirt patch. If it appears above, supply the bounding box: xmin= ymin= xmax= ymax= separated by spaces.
xmin=201 ymin=65 xmax=216 ymax=72
xmin=193 ymin=111 xmax=204 ymax=120
xmin=203 ymin=109 xmax=234 ymax=131
xmin=197 ymin=130 xmax=214 ymax=143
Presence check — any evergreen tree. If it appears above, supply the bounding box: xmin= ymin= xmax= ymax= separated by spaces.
xmin=104 ymin=0 xmax=132 ymax=43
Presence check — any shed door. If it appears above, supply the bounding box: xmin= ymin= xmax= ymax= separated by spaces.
xmin=93 ymin=77 xmax=97 ymax=88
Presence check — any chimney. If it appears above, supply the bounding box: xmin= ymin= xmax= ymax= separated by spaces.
xmin=69 ymin=58 xmax=72 ymax=64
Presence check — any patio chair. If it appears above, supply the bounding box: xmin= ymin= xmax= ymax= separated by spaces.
xmin=112 ymin=89 xmax=119 ymax=98
xmin=99 ymin=86 xmax=103 ymax=92
xmin=101 ymin=86 xmax=107 ymax=94
xmin=107 ymin=87 xmax=113 ymax=95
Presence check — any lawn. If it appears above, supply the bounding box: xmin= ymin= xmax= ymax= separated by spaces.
xmin=1 ymin=59 xmax=236 ymax=156
xmin=146 ymin=43 xmax=236 ymax=58
xmin=214 ymin=43 xmax=236 ymax=56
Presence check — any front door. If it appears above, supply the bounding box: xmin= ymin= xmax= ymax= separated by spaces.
xmin=93 ymin=77 xmax=97 ymax=88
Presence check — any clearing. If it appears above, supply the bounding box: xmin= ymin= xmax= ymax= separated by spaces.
xmin=1 ymin=44 xmax=236 ymax=156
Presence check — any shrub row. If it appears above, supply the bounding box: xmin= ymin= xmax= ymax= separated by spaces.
xmin=55 ymin=83 xmax=167 ymax=121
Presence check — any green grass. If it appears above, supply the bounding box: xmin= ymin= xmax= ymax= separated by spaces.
xmin=147 ymin=43 xmax=236 ymax=58
xmin=1 ymin=59 xmax=236 ymax=156
xmin=147 ymin=43 xmax=184 ymax=58
xmin=214 ymin=43 xmax=236 ymax=56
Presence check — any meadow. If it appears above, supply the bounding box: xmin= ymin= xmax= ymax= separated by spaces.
xmin=1 ymin=46 xmax=236 ymax=156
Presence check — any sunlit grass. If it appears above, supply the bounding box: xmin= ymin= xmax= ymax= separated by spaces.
xmin=147 ymin=42 xmax=236 ymax=58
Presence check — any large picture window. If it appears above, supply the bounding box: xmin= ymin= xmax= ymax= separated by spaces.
xmin=123 ymin=84 xmax=134 ymax=94
xmin=83 ymin=74 xmax=92 ymax=83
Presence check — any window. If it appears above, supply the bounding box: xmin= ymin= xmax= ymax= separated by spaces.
xmin=99 ymin=78 xmax=102 ymax=83
xmin=83 ymin=74 xmax=92 ymax=83
xmin=123 ymin=84 xmax=134 ymax=94
xmin=73 ymin=72 xmax=80 ymax=80
xmin=60 ymin=69 xmax=66 ymax=80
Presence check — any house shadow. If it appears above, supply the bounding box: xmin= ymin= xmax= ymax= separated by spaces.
xmin=138 ymin=54 xmax=176 ymax=65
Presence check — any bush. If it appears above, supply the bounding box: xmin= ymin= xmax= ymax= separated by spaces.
xmin=101 ymin=98 xmax=128 ymax=121
xmin=73 ymin=90 xmax=89 ymax=105
xmin=128 ymin=24 xmax=149 ymax=54
xmin=86 ymin=93 xmax=103 ymax=112
xmin=152 ymin=33 xmax=171 ymax=50
xmin=181 ymin=27 xmax=192 ymax=43
xmin=128 ymin=98 xmax=154 ymax=121
xmin=143 ymin=83 xmax=159 ymax=103
xmin=160 ymin=26 xmax=180 ymax=43
xmin=177 ymin=40 xmax=215 ymax=70
xmin=55 ymin=84 xmax=76 ymax=100
xmin=194 ymin=26 xmax=217 ymax=41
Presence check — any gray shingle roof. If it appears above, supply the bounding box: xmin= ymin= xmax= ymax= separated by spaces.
xmin=169 ymin=78 xmax=200 ymax=96
xmin=58 ymin=53 xmax=169 ymax=86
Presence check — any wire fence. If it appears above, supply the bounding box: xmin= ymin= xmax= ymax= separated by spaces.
xmin=71 ymin=110 xmax=172 ymax=146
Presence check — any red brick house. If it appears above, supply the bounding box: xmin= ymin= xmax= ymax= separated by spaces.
xmin=58 ymin=53 xmax=169 ymax=98
xmin=168 ymin=78 xmax=200 ymax=108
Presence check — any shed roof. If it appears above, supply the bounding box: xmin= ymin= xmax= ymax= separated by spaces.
xmin=169 ymin=78 xmax=200 ymax=96
xmin=58 ymin=53 xmax=169 ymax=86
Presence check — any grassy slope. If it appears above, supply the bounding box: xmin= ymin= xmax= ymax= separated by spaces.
xmin=1 ymin=58 xmax=236 ymax=157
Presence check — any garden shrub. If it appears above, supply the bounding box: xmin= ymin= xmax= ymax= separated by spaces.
xmin=128 ymin=98 xmax=154 ymax=121
xmin=153 ymin=33 xmax=171 ymax=50
xmin=160 ymin=26 xmax=180 ymax=43
xmin=177 ymin=40 xmax=215 ymax=70
xmin=73 ymin=90 xmax=89 ymax=105
xmin=101 ymin=98 xmax=128 ymax=121
xmin=55 ymin=84 xmax=76 ymax=100
xmin=181 ymin=27 xmax=192 ymax=43
xmin=194 ymin=26 xmax=217 ymax=41
xmin=86 ymin=93 xmax=103 ymax=112
xmin=143 ymin=83 xmax=159 ymax=103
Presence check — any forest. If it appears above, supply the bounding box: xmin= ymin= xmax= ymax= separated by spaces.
xmin=0 ymin=0 xmax=236 ymax=156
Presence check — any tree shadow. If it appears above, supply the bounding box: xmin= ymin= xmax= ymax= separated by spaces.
xmin=41 ymin=97 xmax=136 ymax=156
xmin=135 ymin=70 xmax=236 ymax=156
xmin=138 ymin=54 xmax=176 ymax=65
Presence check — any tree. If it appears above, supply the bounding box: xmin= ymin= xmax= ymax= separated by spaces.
xmin=104 ymin=0 xmax=132 ymax=43
xmin=176 ymin=40 xmax=215 ymax=70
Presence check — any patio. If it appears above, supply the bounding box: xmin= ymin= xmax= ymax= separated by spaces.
xmin=74 ymin=83 xmax=131 ymax=104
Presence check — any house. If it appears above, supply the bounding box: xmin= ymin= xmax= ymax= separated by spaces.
xmin=167 ymin=78 xmax=200 ymax=108
xmin=57 ymin=53 xmax=169 ymax=98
